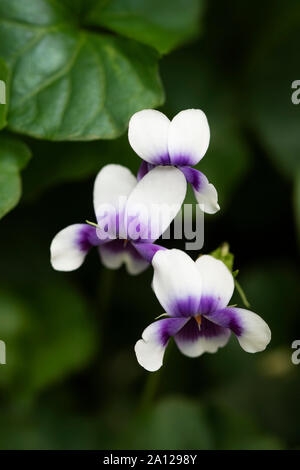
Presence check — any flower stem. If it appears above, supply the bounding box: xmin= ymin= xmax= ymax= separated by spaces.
xmin=235 ymin=279 xmax=250 ymax=308
xmin=138 ymin=369 xmax=162 ymax=414
xmin=137 ymin=341 xmax=173 ymax=414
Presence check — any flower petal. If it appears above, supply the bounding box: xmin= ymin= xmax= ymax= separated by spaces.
xmin=135 ymin=317 xmax=188 ymax=371
xmin=206 ymin=307 xmax=271 ymax=353
xmin=174 ymin=317 xmax=231 ymax=357
xmin=133 ymin=242 xmax=166 ymax=263
xmin=50 ymin=224 xmax=99 ymax=271
xmin=180 ymin=167 xmax=220 ymax=214
xmin=128 ymin=109 xmax=170 ymax=165
xmin=152 ymin=249 xmax=202 ymax=317
xmin=125 ymin=166 xmax=186 ymax=241
xmin=93 ymin=164 xmax=137 ymax=228
xmin=168 ymin=109 xmax=210 ymax=166
xmin=193 ymin=178 xmax=219 ymax=214
xmin=137 ymin=160 xmax=154 ymax=181
xmin=99 ymin=240 xmax=149 ymax=275
xmin=195 ymin=255 xmax=234 ymax=313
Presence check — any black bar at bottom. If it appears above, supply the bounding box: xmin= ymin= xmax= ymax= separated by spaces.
xmin=0 ymin=449 xmax=296 ymax=466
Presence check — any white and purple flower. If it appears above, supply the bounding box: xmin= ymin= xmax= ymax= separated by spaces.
xmin=135 ymin=249 xmax=271 ymax=371
xmin=50 ymin=164 xmax=186 ymax=275
xmin=128 ymin=108 xmax=219 ymax=214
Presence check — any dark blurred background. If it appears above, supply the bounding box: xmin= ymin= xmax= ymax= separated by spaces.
xmin=0 ymin=0 xmax=299 ymax=449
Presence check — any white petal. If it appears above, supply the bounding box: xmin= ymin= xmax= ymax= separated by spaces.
xmin=93 ymin=164 xmax=136 ymax=220
xmin=135 ymin=317 xmax=188 ymax=372
xmin=125 ymin=166 xmax=186 ymax=241
xmin=128 ymin=109 xmax=170 ymax=164
xmin=193 ymin=178 xmax=220 ymax=214
xmin=176 ymin=334 xmax=230 ymax=357
xmin=195 ymin=255 xmax=234 ymax=313
xmin=50 ymin=224 xmax=98 ymax=272
xmin=179 ymin=167 xmax=219 ymax=214
xmin=174 ymin=318 xmax=231 ymax=357
xmin=206 ymin=307 xmax=271 ymax=353
xmin=152 ymin=249 xmax=202 ymax=316
xmin=99 ymin=240 xmax=149 ymax=275
xmin=168 ymin=109 xmax=210 ymax=166
xmin=233 ymin=308 xmax=271 ymax=353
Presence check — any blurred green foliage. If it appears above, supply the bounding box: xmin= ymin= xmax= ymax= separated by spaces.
xmin=0 ymin=134 xmax=31 ymax=218
xmin=0 ymin=277 xmax=97 ymax=397
xmin=0 ymin=58 xmax=7 ymax=128
xmin=0 ymin=0 xmax=299 ymax=451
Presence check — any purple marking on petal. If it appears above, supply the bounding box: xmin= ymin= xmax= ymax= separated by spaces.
xmin=157 ymin=317 xmax=188 ymax=346
xmin=176 ymin=316 xmax=229 ymax=343
xmin=175 ymin=318 xmax=200 ymax=342
xmin=152 ymin=154 xmax=171 ymax=165
xmin=133 ymin=242 xmax=166 ymax=263
xmin=199 ymin=295 xmax=221 ymax=315
xmin=170 ymin=155 xmax=195 ymax=166
xmin=101 ymin=238 xmax=146 ymax=264
xmin=179 ymin=166 xmax=207 ymax=192
xmin=100 ymin=238 xmax=124 ymax=254
xmin=137 ymin=161 xmax=154 ymax=181
xmin=76 ymin=225 xmax=100 ymax=252
xmin=205 ymin=307 xmax=243 ymax=337
xmin=127 ymin=241 xmax=147 ymax=262
xmin=170 ymin=295 xmax=201 ymax=317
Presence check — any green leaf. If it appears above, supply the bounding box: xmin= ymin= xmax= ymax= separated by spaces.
xmin=122 ymin=396 xmax=214 ymax=449
xmin=86 ymin=0 xmax=203 ymax=55
xmin=0 ymin=0 xmax=164 ymax=141
xmin=0 ymin=58 xmax=8 ymax=129
xmin=0 ymin=134 xmax=31 ymax=219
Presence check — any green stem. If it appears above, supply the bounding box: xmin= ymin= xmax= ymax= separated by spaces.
xmin=235 ymin=279 xmax=250 ymax=308
xmin=98 ymin=267 xmax=115 ymax=317
xmin=97 ymin=268 xmax=115 ymax=378
xmin=137 ymin=341 xmax=173 ymax=414
xmin=138 ymin=369 xmax=162 ymax=414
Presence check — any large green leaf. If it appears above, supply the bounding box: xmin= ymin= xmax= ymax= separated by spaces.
xmin=86 ymin=0 xmax=203 ymax=55
xmin=0 ymin=57 xmax=8 ymax=129
xmin=0 ymin=134 xmax=31 ymax=219
xmin=0 ymin=0 xmax=164 ymax=141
